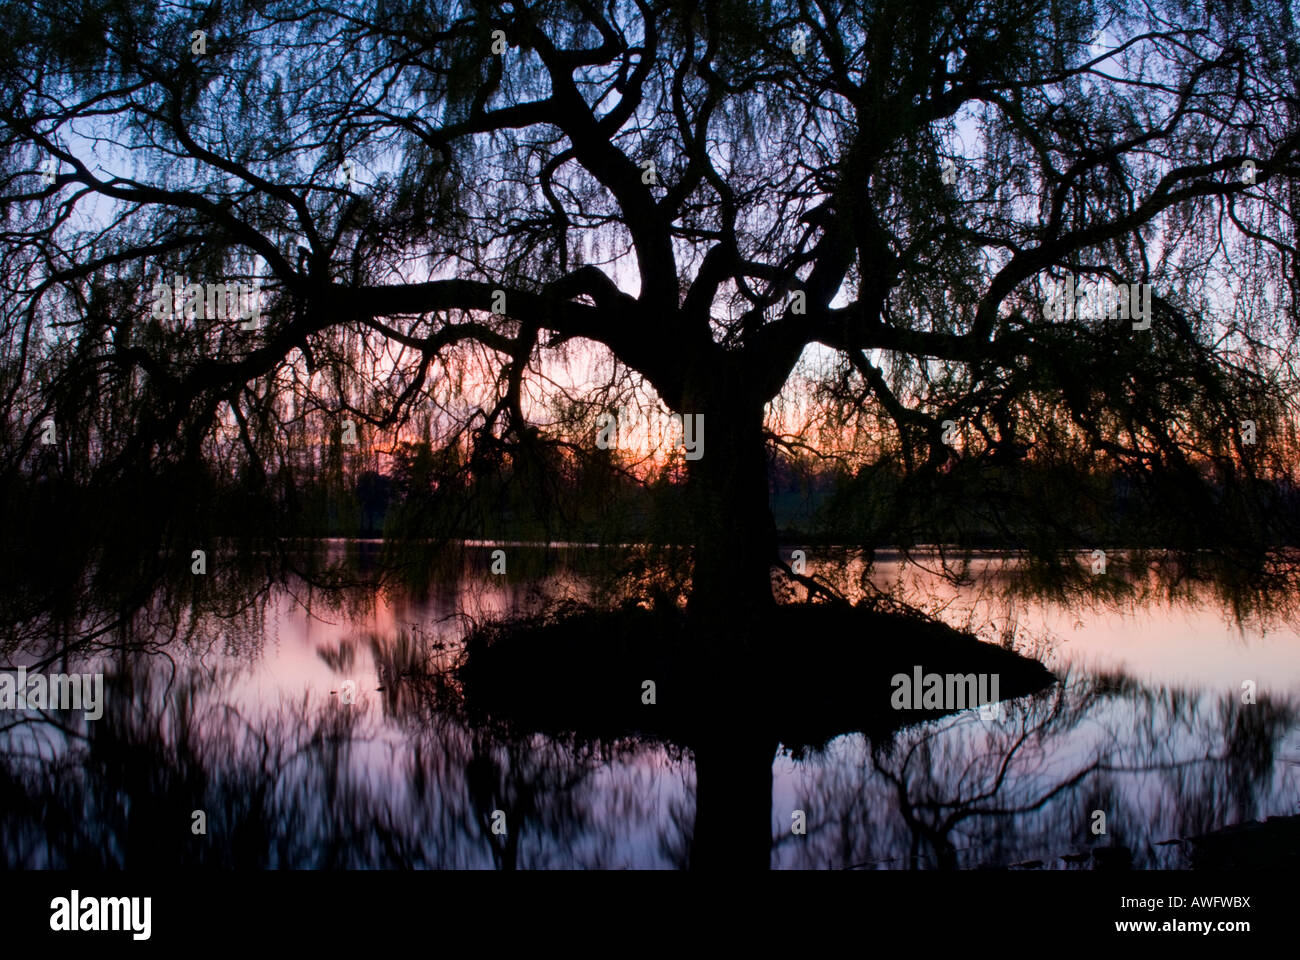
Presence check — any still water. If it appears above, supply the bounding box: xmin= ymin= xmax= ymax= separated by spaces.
xmin=3 ymin=544 xmax=1299 ymax=869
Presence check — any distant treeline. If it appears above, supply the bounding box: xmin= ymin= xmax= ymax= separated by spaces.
xmin=11 ymin=439 xmax=1295 ymax=556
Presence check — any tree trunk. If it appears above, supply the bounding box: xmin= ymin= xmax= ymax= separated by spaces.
xmin=684 ymin=393 xmax=777 ymax=634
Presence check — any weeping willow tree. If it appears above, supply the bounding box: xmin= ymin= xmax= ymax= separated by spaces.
xmin=2 ymin=0 xmax=1300 ymax=651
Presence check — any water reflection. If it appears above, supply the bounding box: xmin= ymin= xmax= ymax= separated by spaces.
xmin=773 ymin=672 xmax=1299 ymax=869
xmin=2 ymin=548 xmax=1299 ymax=869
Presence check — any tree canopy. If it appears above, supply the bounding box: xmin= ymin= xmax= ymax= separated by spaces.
xmin=3 ymin=0 xmax=1300 ymax=636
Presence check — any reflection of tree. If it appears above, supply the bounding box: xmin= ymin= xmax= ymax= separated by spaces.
xmin=770 ymin=671 xmax=1299 ymax=869
xmin=0 ymin=649 xmax=687 ymax=868
xmin=688 ymin=732 xmax=779 ymax=870
xmin=4 ymin=556 xmax=1298 ymax=870
xmin=0 ymin=539 xmax=390 ymax=673
xmin=3 ymin=636 xmax=1296 ymax=869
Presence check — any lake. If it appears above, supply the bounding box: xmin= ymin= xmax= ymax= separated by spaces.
xmin=3 ymin=543 xmax=1298 ymax=869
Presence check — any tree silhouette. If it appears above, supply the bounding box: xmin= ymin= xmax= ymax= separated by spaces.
xmin=3 ymin=0 xmax=1299 ymax=641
